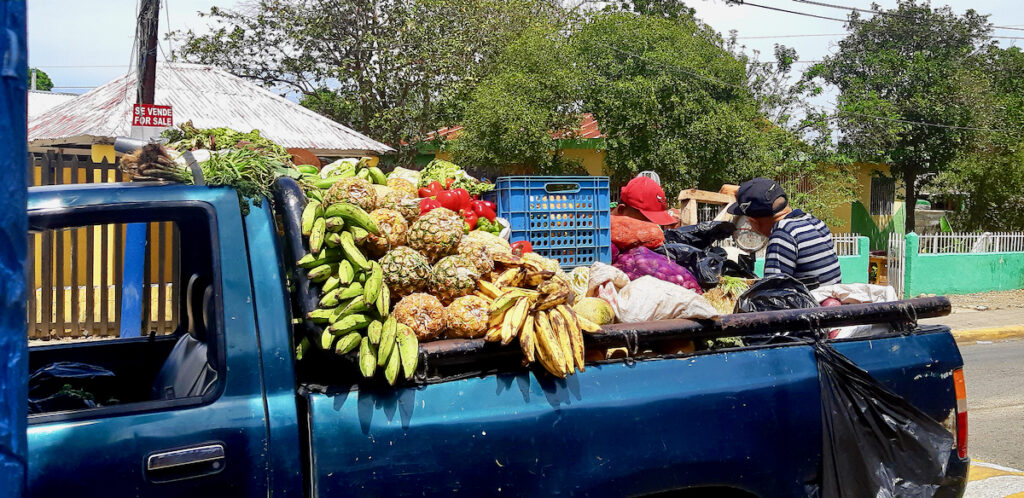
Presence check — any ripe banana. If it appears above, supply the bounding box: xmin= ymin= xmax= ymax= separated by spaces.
xmin=501 ymin=298 xmax=530 ymax=345
xmin=524 ymin=270 xmax=555 ymax=287
xmin=477 ymin=280 xmax=502 ymax=299
xmin=484 ymin=325 xmax=503 ymax=342
xmin=575 ymin=313 xmax=603 ymax=333
xmin=535 ymin=289 xmax=569 ymax=311
xmin=378 ymin=316 xmax=397 ymax=367
xmin=358 ymin=337 xmax=377 ymax=378
xmin=557 ymin=305 xmax=585 ymax=372
xmin=396 ymin=324 xmax=418 ymax=379
xmin=325 ymin=202 xmax=380 ymax=235
xmin=550 ymin=311 xmax=574 ymax=375
xmin=533 ymin=311 xmax=566 ymax=378
xmin=493 ymin=268 xmax=523 ymax=288
xmin=363 ymin=262 xmax=383 ymax=304
xmin=334 ymin=332 xmax=362 ymax=355
xmin=489 ymin=289 xmax=533 ymax=315
xmin=520 ymin=314 xmax=536 ymax=363
xmin=301 ymin=200 xmax=322 ymax=237
xmin=309 ymin=217 xmax=326 ymax=255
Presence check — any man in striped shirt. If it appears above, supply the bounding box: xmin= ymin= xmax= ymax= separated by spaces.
xmin=728 ymin=178 xmax=842 ymax=286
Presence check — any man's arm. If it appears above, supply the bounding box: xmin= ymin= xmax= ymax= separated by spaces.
xmin=764 ymin=230 xmax=799 ymax=276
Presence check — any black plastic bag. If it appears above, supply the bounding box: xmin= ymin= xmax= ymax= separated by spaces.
xmin=734 ymin=274 xmax=818 ymax=313
xmin=814 ymin=341 xmax=958 ymax=497
xmin=657 ymin=245 xmax=758 ymax=290
xmin=663 ymin=221 xmax=735 ymax=249
xmin=656 ymin=243 xmax=703 ymax=273
xmin=28 ymin=362 xmax=116 ymax=414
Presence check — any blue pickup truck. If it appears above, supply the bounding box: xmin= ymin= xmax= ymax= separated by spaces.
xmin=23 ymin=180 xmax=969 ymax=497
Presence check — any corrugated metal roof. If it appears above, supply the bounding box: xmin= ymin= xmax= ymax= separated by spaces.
xmin=28 ymin=90 xmax=78 ymax=119
xmin=424 ymin=114 xmax=605 ymax=143
xmin=28 ymin=62 xmax=393 ymax=155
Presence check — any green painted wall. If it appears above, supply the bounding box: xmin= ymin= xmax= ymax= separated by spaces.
xmin=903 ymin=233 xmax=1024 ymax=297
xmin=753 ymin=237 xmax=870 ymax=284
xmin=850 ymin=201 xmax=905 ymax=252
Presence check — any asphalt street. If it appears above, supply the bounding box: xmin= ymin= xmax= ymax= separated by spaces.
xmin=961 ymin=339 xmax=1024 ymax=470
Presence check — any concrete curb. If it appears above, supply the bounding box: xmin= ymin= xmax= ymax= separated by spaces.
xmin=953 ymin=326 xmax=1024 ymax=344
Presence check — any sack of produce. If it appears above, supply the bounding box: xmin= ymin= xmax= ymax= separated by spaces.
xmin=611 ymin=215 xmax=664 ymax=250
xmin=587 ymin=262 xmax=630 ymax=297
xmin=811 ymin=284 xmax=899 ymax=339
xmin=663 ymin=221 xmax=735 ymax=249
xmin=614 ymin=246 xmax=702 ymax=294
xmin=599 ymin=276 xmax=717 ymax=323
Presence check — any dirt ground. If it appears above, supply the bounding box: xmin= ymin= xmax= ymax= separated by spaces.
xmin=944 ymin=289 xmax=1024 ymax=311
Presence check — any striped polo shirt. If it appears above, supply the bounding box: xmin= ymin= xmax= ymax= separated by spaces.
xmin=764 ymin=209 xmax=842 ymax=285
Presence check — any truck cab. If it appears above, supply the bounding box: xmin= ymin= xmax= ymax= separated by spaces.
xmin=25 ymin=181 xmax=969 ymax=497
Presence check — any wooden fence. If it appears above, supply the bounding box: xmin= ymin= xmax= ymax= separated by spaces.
xmin=27 ymin=151 xmax=179 ymax=341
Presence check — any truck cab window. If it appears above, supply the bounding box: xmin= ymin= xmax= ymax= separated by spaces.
xmin=26 ymin=206 xmax=224 ymax=420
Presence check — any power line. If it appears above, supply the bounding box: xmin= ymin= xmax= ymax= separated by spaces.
xmin=737 ymin=33 xmax=845 ymax=39
xmin=32 ymin=65 xmax=130 ymax=69
xmin=792 ymin=0 xmax=1024 ymax=32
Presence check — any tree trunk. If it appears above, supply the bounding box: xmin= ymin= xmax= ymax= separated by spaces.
xmin=903 ymin=165 xmax=917 ymax=234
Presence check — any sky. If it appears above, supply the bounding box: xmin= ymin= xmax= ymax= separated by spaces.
xmin=27 ymin=0 xmax=1024 ymax=104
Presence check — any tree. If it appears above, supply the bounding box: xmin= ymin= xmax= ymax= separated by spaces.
xmin=172 ymin=0 xmax=561 ymax=162
xmin=449 ymin=21 xmax=585 ymax=174
xmin=807 ymin=0 xmax=995 ymax=232
xmin=29 ymin=68 xmax=53 ymax=91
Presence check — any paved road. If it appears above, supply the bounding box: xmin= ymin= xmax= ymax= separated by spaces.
xmin=962 ymin=339 xmax=1024 ymax=470
xmin=961 ymin=339 xmax=1024 ymax=497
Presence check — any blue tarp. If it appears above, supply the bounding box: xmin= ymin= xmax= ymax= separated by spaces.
xmin=0 ymin=2 xmax=28 ymax=496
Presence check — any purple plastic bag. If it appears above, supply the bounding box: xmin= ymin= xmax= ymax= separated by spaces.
xmin=614 ymin=246 xmax=703 ymax=294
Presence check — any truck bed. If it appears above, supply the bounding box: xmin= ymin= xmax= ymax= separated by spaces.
xmin=302 ymin=325 xmax=966 ymax=497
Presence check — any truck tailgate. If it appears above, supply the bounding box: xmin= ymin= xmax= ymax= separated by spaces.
xmin=305 ymin=344 xmax=822 ymax=497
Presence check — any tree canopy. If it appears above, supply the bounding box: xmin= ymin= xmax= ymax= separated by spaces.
xmin=806 ymin=0 xmax=995 ymax=231
xmin=29 ymin=68 xmax=53 ymax=91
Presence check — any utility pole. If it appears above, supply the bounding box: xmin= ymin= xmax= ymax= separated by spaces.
xmin=135 ymin=0 xmax=159 ymax=105
xmin=30 ymin=69 xmax=36 ymax=91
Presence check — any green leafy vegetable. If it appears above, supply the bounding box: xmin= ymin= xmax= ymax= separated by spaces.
xmin=419 ymin=159 xmax=494 ymax=196
xmin=163 ymin=121 xmax=291 ymax=163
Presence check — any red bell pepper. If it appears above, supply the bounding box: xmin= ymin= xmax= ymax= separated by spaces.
xmin=479 ymin=199 xmax=497 ymax=212
xmin=435 ymin=190 xmax=462 ymax=212
xmin=418 ymin=181 xmax=443 ymax=198
xmin=460 ymin=209 xmax=479 ymax=230
xmin=445 ymin=178 xmax=455 ymax=190
xmin=419 ymin=198 xmax=442 ymax=215
xmin=450 ymin=188 xmax=471 ymax=211
xmin=471 ymin=201 xmax=496 ymax=222
xmin=510 ymin=240 xmax=533 ymax=255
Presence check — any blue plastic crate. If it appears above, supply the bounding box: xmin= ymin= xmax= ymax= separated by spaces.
xmin=495 ymin=176 xmax=611 ymax=269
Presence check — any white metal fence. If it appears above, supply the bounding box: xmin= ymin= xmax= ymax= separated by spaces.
xmin=715 ymin=233 xmax=862 ymax=258
xmin=888 ymin=233 xmax=905 ymax=298
xmin=917 ymin=232 xmax=1024 ymax=254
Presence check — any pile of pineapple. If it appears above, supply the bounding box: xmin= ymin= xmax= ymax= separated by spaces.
xmin=295 ymin=164 xmax=603 ymax=382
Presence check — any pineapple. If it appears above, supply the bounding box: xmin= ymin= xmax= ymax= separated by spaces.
xmin=393 ymin=293 xmax=446 ymax=341
xmin=429 ymin=255 xmax=480 ymax=304
xmin=379 ymin=190 xmax=420 ymax=222
xmin=387 ymin=177 xmax=418 ymax=197
xmin=379 ymin=246 xmax=430 ymax=298
xmin=324 ymin=177 xmax=377 ymax=212
xmin=408 ymin=208 xmax=463 ymax=262
xmin=364 ymin=208 xmax=409 ymax=257
xmin=456 ymin=238 xmax=495 ymax=275
xmin=444 ymin=295 xmax=490 ymax=339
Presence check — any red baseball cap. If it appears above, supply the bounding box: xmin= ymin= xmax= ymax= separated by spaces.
xmin=620 ymin=177 xmax=677 ymax=225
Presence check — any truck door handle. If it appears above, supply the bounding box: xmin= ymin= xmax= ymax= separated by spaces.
xmin=146 ymin=443 xmax=225 ymax=481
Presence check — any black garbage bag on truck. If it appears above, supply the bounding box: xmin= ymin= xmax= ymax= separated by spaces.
xmin=28 ymin=362 xmax=116 ymax=414
xmin=733 ymin=274 xmax=818 ymax=313
xmin=814 ymin=341 xmax=959 ymax=497
xmin=663 ymin=221 xmax=735 ymax=249
xmin=656 ymin=244 xmax=757 ymax=290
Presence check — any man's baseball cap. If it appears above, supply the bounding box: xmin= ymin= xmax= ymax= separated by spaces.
xmin=620 ymin=177 xmax=677 ymax=225
xmin=727 ymin=177 xmax=788 ymax=217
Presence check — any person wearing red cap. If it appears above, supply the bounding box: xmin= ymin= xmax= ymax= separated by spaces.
xmin=613 ymin=177 xmax=678 ymax=227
